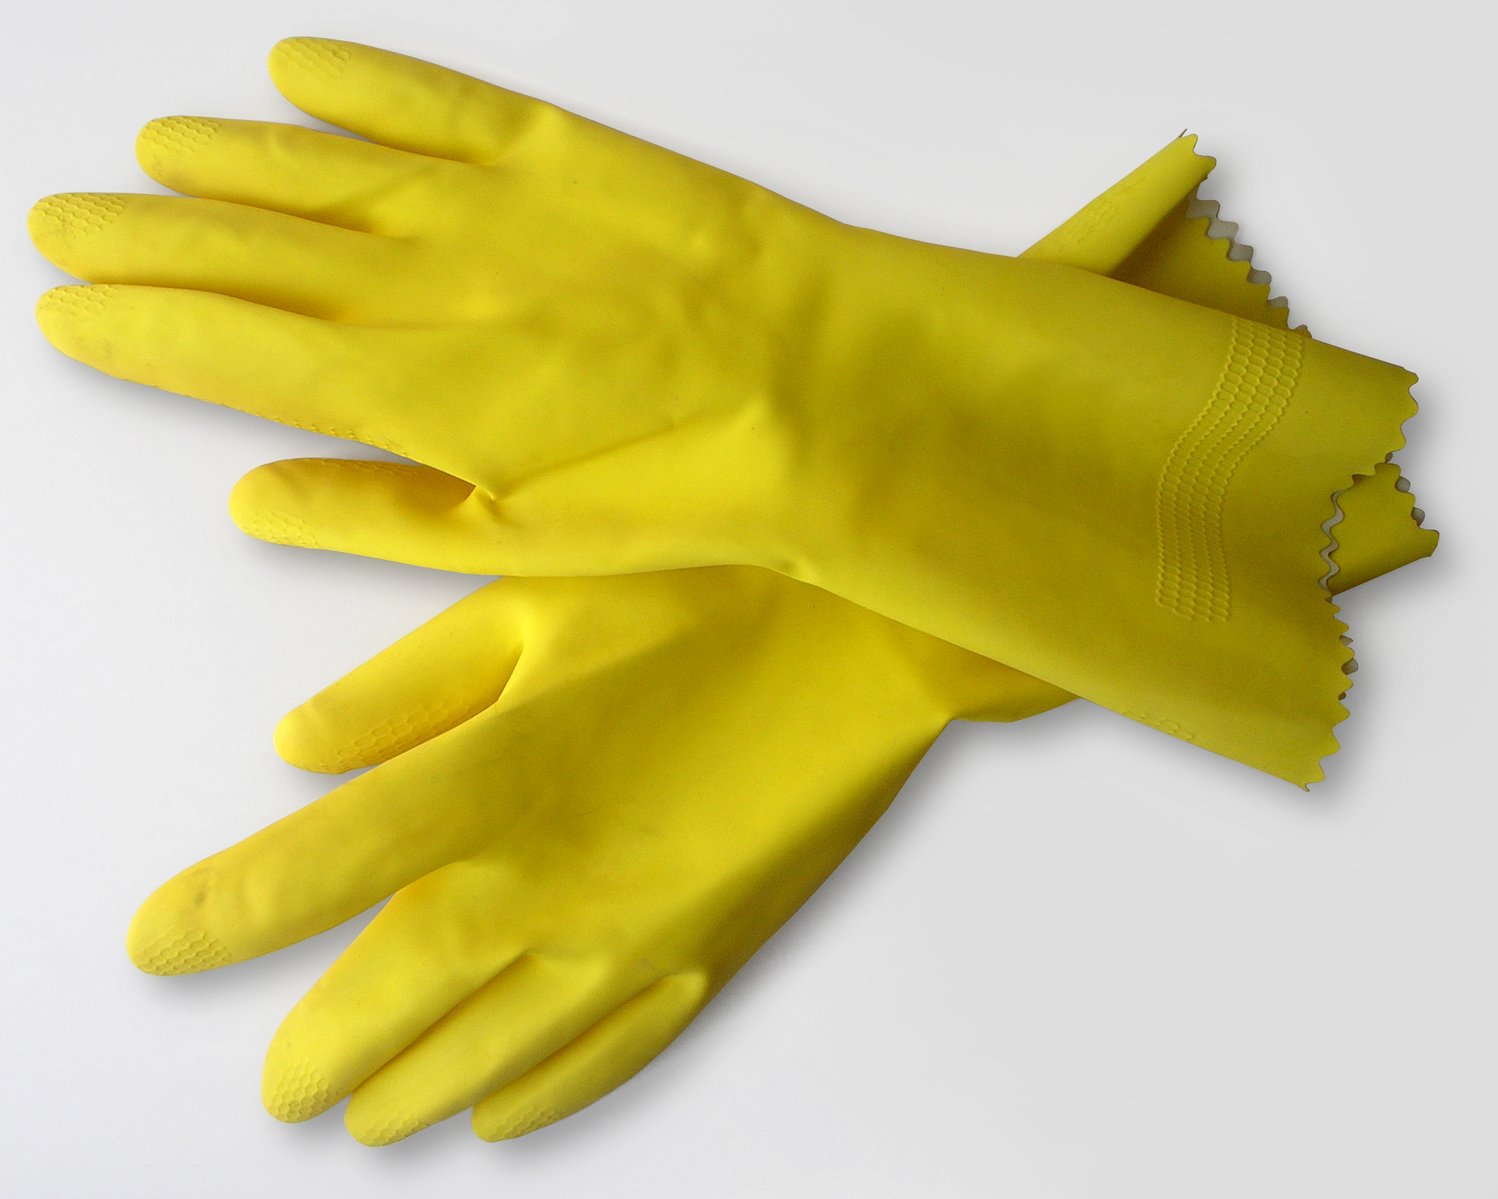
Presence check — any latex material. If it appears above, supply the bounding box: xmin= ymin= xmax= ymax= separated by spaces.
xmin=122 ymin=145 xmax=1433 ymax=1145
xmin=28 ymin=39 xmax=1424 ymax=782
xmin=133 ymin=569 xmax=1068 ymax=1144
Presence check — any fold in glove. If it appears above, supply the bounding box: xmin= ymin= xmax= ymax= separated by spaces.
xmin=121 ymin=143 xmax=1435 ymax=1144
xmin=28 ymin=38 xmax=1424 ymax=781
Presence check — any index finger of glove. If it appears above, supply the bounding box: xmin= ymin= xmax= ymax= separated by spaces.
xmin=125 ymin=717 xmax=509 ymax=977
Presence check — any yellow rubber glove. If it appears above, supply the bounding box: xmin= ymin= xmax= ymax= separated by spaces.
xmin=132 ymin=569 xmax=1069 ymax=1145
xmin=124 ymin=145 xmax=1434 ymax=1145
xmin=28 ymin=38 xmax=1424 ymax=782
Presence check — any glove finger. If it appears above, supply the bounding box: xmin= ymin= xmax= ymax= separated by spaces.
xmin=269 ymin=37 xmax=558 ymax=165
xmin=35 ymin=284 xmax=462 ymax=468
xmin=274 ymin=576 xmax=521 ymax=773
xmin=126 ymin=718 xmax=513 ymax=977
xmin=471 ymin=972 xmax=710 ymax=1141
xmin=135 ymin=116 xmax=470 ymax=234
xmin=231 ymin=458 xmax=509 ymax=575
xmin=29 ymin=193 xmax=415 ymax=321
xmin=261 ymin=865 xmax=530 ymax=1126
xmin=342 ymin=955 xmax=631 ymax=1145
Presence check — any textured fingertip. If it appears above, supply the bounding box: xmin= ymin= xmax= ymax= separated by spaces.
xmin=346 ymin=1105 xmax=430 ymax=1147
xmin=274 ymin=690 xmax=470 ymax=775
xmin=269 ymin=37 xmax=354 ymax=90
xmin=34 ymin=284 xmax=115 ymax=355
xmin=28 ymin=193 xmax=126 ymax=258
xmin=127 ymin=874 xmax=233 ymax=976
xmin=263 ymin=1040 xmax=339 ymax=1123
xmin=135 ymin=116 xmax=222 ymax=173
xmin=34 ymin=283 xmax=151 ymax=381
xmin=272 ymin=705 xmax=343 ymax=773
xmin=473 ymin=1104 xmax=562 ymax=1142
xmin=229 ymin=466 xmax=324 ymax=549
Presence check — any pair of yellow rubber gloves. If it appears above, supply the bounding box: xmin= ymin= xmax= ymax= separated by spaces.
xmin=30 ymin=39 xmax=1434 ymax=1145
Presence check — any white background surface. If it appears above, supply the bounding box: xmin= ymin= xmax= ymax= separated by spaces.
xmin=1 ymin=1 xmax=1491 ymax=1195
